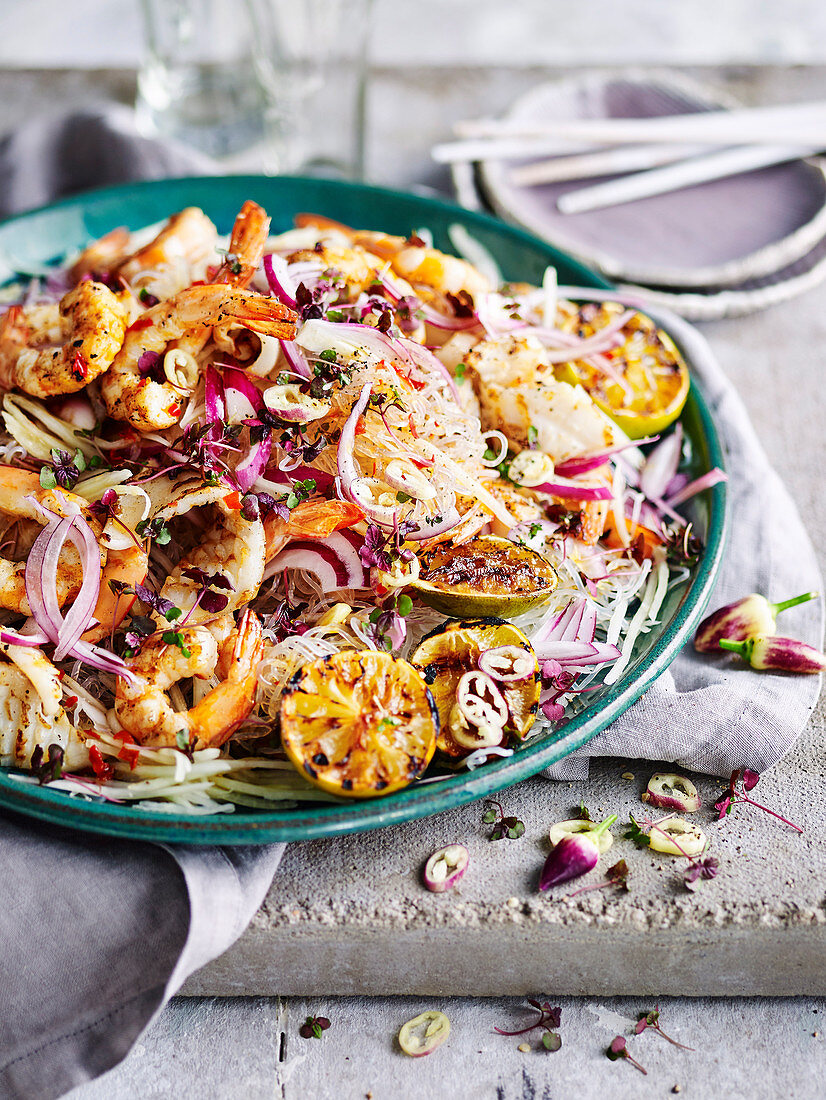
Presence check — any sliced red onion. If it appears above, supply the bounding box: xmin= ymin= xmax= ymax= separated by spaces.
xmin=640 ymin=424 xmax=683 ymax=501
xmin=235 ymin=433 xmax=272 ymax=493
xmin=53 ymin=514 xmax=102 ymax=660
xmin=533 ymin=478 xmax=613 ymax=502
xmin=223 ymin=366 xmax=264 ymax=418
xmin=554 ymin=436 xmax=658 ymax=479
xmin=478 ymin=645 xmax=535 ymax=682
xmin=279 ymin=340 xmax=311 ymax=380
xmin=263 ymin=252 xmax=298 ymax=309
xmin=204 ymin=365 xmax=225 ymax=423
xmin=336 ymin=382 xmax=373 ymax=505
xmin=22 ymin=502 xmax=135 ymax=681
xmin=540 ymin=641 xmax=620 ymax=667
xmin=0 ymin=628 xmax=49 ymax=647
xmin=266 ymin=530 xmax=366 ymax=589
xmin=665 ymin=467 xmax=727 ymax=508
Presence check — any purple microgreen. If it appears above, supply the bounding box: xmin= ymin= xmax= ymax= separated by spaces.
xmin=606 ymin=1035 xmax=647 ymax=1074
xmin=577 ymin=801 xmax=593 ymax=821
xmin=39 ymin=448 xmax=86 ymax=491
xmin=179 ymin=567 xmax=234 ymax=616
xmin=682 ymin=855 xmax=719 ymax=891
xmin=366 ymin=592 xmax=413 ymax=654
xmin=495 ymin=1000 xmax=562 ymax=1052
xmin=121 ymin=614 xmax=156 ymax=657
xmin=635 ymin=1005 xmax=694 ymax=1051
xmin=664 ymin=522 xmax=703 ymax=568
xmin=88 ymin=488 xmax=119 ymax=522
xmin=483 ymin=799 xmax=525 ymax=841
xmin=714 ymin=769 xmax=803 ymax=832
xmin=30 ymin=743 xmax=65 ymax=785
xmin=266 ymin=585 xmax=309 ymax=642
xmin=309 ymin=343 xmax=353 ymax=398
xmin=566 ymin=859 xmax=630 ymax=899
xmin=359 ymin=523 xmax=393 ymax=572
xmin=299 ymin=1014 xmax=331 ymax=1040
xmin=285 ymin=477 xmax=317 ymax=510
xmin=135 ymin=516 xmax=172 ymax=545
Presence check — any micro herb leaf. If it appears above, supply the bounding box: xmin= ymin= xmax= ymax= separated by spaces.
xmin=495 ymin=1000 xmax=562 ymax=1052
xmin=606 ymin=1035 xmax=647 ymax=1074
xmin=635 ymin=1004 xmax=695 ymax=1050
xmin=714 ymin=769 xmax=802 ymax=832
xmin=483 ymin=799 xmax=524 ymax=842
xmin=454 ymin=361 xmax=467 ymax=382
xmin=299 ymin=1015 xmax=330 ymax=1040
xmin=623 ymin=813 xmax=651 ymax=848
xmin=30 ymin=743 xmax=64 ymax=784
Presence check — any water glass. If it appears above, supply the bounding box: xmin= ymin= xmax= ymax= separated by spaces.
xmin=136 ymin=0 xmax=373 ymax=178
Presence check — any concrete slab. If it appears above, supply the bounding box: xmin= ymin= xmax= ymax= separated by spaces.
xmin=67 ymin=993 xmax=826 ymax=1100
xmin=185 ymin=273 xmax=826 ymax=999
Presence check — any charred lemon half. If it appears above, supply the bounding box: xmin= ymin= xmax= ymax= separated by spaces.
xmin=279 ymin=650 xmax=438 ymax=798
xmin=411 ymin=618 xmax=540 ymax=758
xmin=556 ymin=302 xmax=690 ymax=439
xmin=413 ymin=535 xmax=558 ymax=618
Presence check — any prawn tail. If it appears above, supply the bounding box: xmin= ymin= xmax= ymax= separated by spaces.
xmin=230 ymin=294 xmax=298 ymax=340
xmin=231 ymin=609 xmax=265 ymax=674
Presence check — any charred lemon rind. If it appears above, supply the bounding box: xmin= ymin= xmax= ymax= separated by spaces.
xmin=280 ymin=650 xmax=438 ymax=798
xmin=413 ymin=535 xmax=558 ymax=618
xmin=556 ymin=303 xmax=690 ymax=440
xmin=411 ymin=617 xmax=540 ymax=758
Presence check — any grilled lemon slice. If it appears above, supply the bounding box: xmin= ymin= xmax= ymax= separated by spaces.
xmin=556 ymin=302 xmax=690 ymax=439
xmin=411 ymin=618 xmax=540 ymax=758
xmin=412 ymin=535 xmax=557 ymax=618
xmin=279 ymin=650 xmax=438 ymax=798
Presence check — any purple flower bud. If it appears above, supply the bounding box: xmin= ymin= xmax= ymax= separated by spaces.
xmin=719 ymin=634 xmax=826 ymax=674
xmin=539 ymin=815 xmax=617 ymax=891
xmin=694 ymin=591 xmax=817 ymax=653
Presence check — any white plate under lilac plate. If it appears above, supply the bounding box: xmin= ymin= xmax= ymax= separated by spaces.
xmin=477 ymin=70 xmax=826 ymax=292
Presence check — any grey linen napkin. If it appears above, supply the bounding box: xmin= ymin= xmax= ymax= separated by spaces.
xmin=545 ymin=301 xmax=824 ymax=780
xmin=0 ymin=107 xmax=282 ymax=1100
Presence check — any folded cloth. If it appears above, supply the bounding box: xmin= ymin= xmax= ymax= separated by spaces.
xmin=544 ymin=301 xmax=823 ymax=780
xmin=0 ymin=107 xmax=283 ymax=1100
xmin=0 ymin=105 xmax=213 ymax=221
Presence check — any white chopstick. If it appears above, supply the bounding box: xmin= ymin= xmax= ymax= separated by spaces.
xmin=434 ymin=101 xmax=826 ymax=166
xmin=453 ymin=99 xmax=826 ymax=140
xmin=509 ymin=142 xmax=715 ymax=186
xmin=556 ymin=143 xmax=822 ymax=215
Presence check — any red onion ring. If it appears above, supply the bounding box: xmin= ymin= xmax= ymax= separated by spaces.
xmin=264 ymin=252 xmax=298 ymax=309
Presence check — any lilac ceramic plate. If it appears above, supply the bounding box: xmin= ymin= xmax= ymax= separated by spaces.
xmin=478 ymin=71 xmax=826 ymax=291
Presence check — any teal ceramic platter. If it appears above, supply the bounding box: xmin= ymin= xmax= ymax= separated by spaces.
xmin=0 ymin=176 xmax=726 ymax=844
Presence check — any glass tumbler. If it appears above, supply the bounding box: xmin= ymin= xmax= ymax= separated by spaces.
xmin=136 ymin=0 xmax=373 ymax=177
xmin=247 ymin=0 xmax=374 ymax=179
xmin=136 ymin=0 xmax=267 ymax=160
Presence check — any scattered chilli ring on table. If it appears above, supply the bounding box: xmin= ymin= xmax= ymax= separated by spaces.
xmin=0 ymin=199 xmax=723 ymax=812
